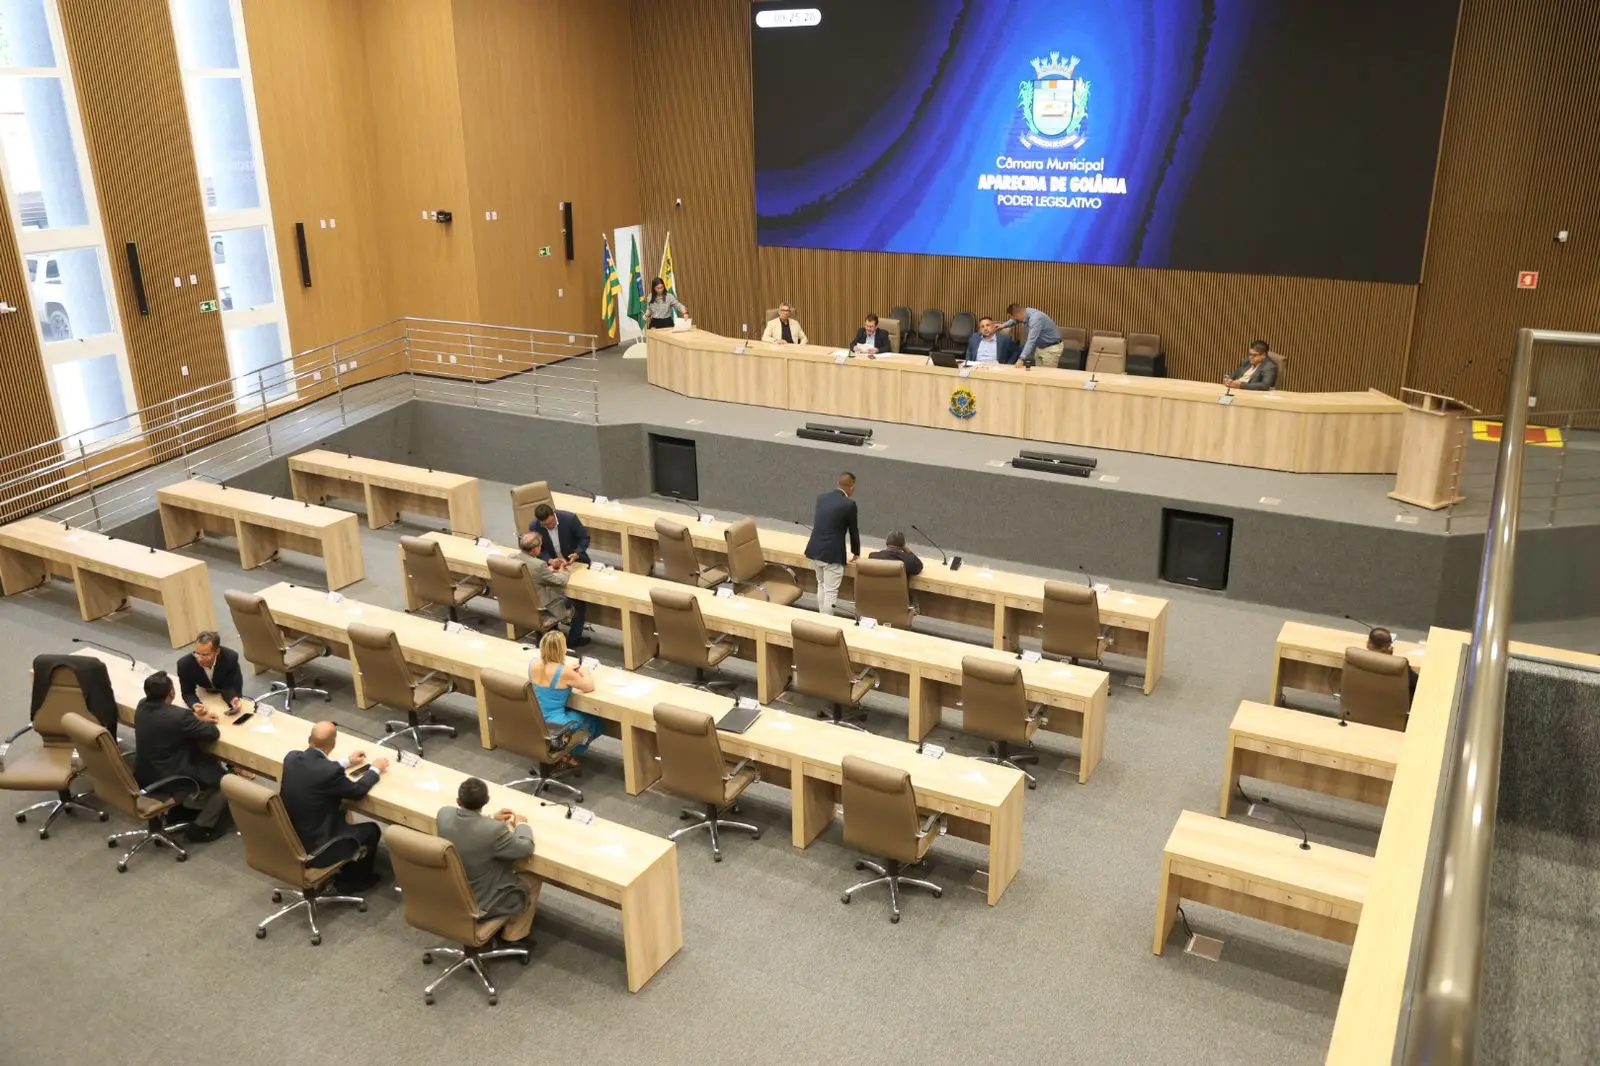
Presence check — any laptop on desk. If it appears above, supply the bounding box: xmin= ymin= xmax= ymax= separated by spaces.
xmin=929 ymin=352 xmax=964 ymax=369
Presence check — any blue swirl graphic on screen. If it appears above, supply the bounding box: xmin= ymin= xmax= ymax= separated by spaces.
xmin=754 ymin=0 xmax=1257 ymax=268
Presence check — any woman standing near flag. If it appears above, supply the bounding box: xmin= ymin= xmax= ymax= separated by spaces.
xmin=645 ymin=276 xmax=687 ymax=328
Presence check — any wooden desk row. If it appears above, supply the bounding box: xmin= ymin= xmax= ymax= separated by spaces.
xmin=1220 ymin=700 xmax=1402 ymax=817
xmin=77 ymin=646 xmax=681 ymax=993
xmin=1270 ymin=620 xmax=1425 ymax=706
xmin=158 ymin=479 xmax=365 ymax=589
xmin=549 ymin=492 xmax=1170 ymax=694
xmin=289 ymin=450 xmax=483 ymax=537
xmin=250 ymin=583 xmax=1029 ymax=904
xmin=418 ymin=534 xmax=1111 ymax=783
xmin=0 ymin=516 xmax=215 ymax=647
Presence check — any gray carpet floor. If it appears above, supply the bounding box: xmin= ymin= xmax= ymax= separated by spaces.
xmin=1 ymin=475 xmax=1594 ymax=1066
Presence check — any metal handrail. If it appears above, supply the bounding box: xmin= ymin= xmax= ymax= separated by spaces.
xmin=1403 ymin=327 xmax=1600 ymax=1063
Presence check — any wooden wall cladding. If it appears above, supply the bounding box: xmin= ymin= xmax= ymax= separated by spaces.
xmin=0 ymin=199 xmax=64 ymax=514
xmin=57 ymin=0 xmax=231 ymax=429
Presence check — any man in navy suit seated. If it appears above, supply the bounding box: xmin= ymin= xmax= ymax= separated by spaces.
xmin=529 ymin=504 xmax=592 ymax=647
xmin=965 ymin=316 xmax=1021 ymax=365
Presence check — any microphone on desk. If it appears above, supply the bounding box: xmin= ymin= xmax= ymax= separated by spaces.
xmin=655 ymin=492 xmax=707 ymax=521
xmin=70 ymin=637 xmax=138 ymax=668
xmin=1237 ymin=782 xmax=1311 ymax=850
xmin=910 ymin=525 xmax=947 ymax=566
xmin=1080 ymin=564 xmax=1098 ymax=590
xmin=561 ymin=482 xmax=597 ymax=501
xmin=190 ymin=472 xmax=227 ymax=488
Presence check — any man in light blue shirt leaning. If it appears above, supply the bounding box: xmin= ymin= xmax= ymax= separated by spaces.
xmin=1005 ymin=303 xmax=1064 ymax=368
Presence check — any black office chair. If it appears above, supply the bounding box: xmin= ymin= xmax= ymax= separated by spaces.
xmin=902 ymin=309 xmax=945 ymax=356
xmin=888 ymin=306 xmax=914 ymax=342
xmin=942 ymin=311 xmax=977 ymax=355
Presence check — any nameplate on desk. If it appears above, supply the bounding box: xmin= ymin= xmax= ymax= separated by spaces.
xmin=1092 ymin=583 xmax=1110 ymax=594
xmin=919 ymin=743 xmax=946 ymax=760
xmin=736 ymin=697 xmax=760 ymax=711
xmin=697 ymin=514 xmax=715 ymax=524
xmin=732 ymin=342 xmax=747 ymax=355
xmin=256 ymin=705 xmax=276 ymax=719
xmin=958 ymin=368 xmax=971 ymax=378
xmin=715 ymin=584 xmax=734 ymax=599
xmin=580 ymin=656 xmax=600 ymax=672
xmin=325 ymin=590 xmax=344 ymax=604
xmin=476 ymin=536 xmax=492 ymax=548
xmin=1082 ymin=379 xmax=1098 ymax=391
xmin=398 ymin=750 xmax=421 ymax=768
xmin=590 ymin=561 xmax=609 ymax=572
xmin=833 ymin=351 xmax=849 ymax=365
xmin=443 ymin=620 xmax=466 ymax=634
xmin=1218 ymin=394 xmax=1235 ymax=406
xmin=1020 ymin=650 xmax=1042 ymax=664
xmin=857 ymin=616 xmax=878 ymax=630
xmin=593 ymin=494 xmax=609 ymax=504
xmin=570 ymin=806 xmax=597 ymax=825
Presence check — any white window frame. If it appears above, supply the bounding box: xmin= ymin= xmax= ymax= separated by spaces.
xmin=0 ymin=0 xmax=139 ymax=448
xmin=170 ymin=0 xmax=295 ymax=406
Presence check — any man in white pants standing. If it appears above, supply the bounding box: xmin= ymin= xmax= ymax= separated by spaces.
xmin=803 ymin=472 xmax=859 ymax=616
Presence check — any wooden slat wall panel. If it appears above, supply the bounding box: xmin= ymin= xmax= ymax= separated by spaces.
xmin=1406 ymin=0 xmax=1600 ymax=417
xmin=0 ymin=195 xmax=64 ymax=516
xmin=451 ymin=0 xmax=641 ymax=340
xmin=57 ymin=0 xmax=232 ymax=439
xmin=241 ymin=0 xmax=389 ymax=358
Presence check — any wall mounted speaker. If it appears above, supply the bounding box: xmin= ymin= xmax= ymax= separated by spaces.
xmin=294 ymin=222 xmax=312 ymax=288
xmin=561 ymin=201 xmax=574 ymax=260
xmin=125 ymin=241 xmax=149 ymax=316
xmin=650 ymin=433 xmax=699 ymax=500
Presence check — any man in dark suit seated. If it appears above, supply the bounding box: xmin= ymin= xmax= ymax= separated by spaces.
xmin=1224 ymin=340 xmax=1278 ymax=390
xmin=964 ymin=316 xmax=1021 ymax=366
xmin=850 ymin=312 xmax=892 ymax=356
xmin=133 ymin=671 xmax=231 ymax=841
xmin=1367 ymin=626 xmax=1420 ymax=698
xmin=868 ymin=530 xmax=923 ymax=578
xmin=280 ymin=721 xmax=389 ymax=891
xmin=530 ymin=503 xmax=591 ymax=567
xmin=435 ymin=777 xmax=538 ymax=946
xmin=177 ymin=630 xmax=244 ymax=714
xmin=804 ymin=472 xmax=860 ymax=616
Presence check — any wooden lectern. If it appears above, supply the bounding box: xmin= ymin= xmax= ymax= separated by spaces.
xmin=1388 ymin=389 xmax=1479 ymax=509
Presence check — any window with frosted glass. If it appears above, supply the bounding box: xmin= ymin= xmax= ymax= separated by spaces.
xmin=51 ymin=353 xmax=131 ymax=444
xmin=171 ymin=0 xmax=238 ymax=69
xmin=188 ymin=76 xmax=258 ymax=210
xmin=229 ymin=322 xmax=287 ymax=401
xmin=0 ymin=75 xmax=90 ymax=231
xmin=210 ymin=226 xmax=273 ymax=311
xmin=25 ymin=245 xmax=112 ymax=340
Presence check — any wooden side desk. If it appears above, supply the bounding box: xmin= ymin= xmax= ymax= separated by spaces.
xmin=548 ymin=492 xmax=1171 ymax=693
xmin=1219 ymin=701 xmax=1403 ymax=816
xmin=78 ymin=647 xmax=681 ymax=993
xmin=288 ymin=450 xmax=482 ymax=536
xmin=416 ymin=533 xmax=1111 ymax=782
xmin=1270 ymin=621 xmax=1425 ymax=705
xmin=158 ymin=479 xmax=365 ymax=589
xmin=1152 ymin=810 xmax=1371 ymax=955
xmin=0 ymin=516 xmax=215 ymax=647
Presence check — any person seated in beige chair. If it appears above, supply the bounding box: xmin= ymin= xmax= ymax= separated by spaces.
xmin=761 ymin=303 xmax=807 ymax=345
xmin=1224 ymin=339 xmax=1278 ymax=390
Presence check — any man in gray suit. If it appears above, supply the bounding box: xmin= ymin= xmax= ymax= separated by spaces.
xmin=435 ymin=777 xmax=538 ymax=944
xmin=1225 ymin=340 xmax=1278 ymax=390
xmin=519 ymin=529 xmax=589 ymax=648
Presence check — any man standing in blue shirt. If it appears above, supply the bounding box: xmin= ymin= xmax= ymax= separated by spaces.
xmin=1005 ymin=303 xmax=1064 ymax=368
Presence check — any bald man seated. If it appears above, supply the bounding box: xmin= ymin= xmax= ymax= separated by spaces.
xmin=279 ymin=721 xmax=389 ymax=892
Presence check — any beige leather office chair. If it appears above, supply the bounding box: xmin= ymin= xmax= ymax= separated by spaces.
xmin=1058 ymin=325 xmax=1089 ymax=370
xmin=1267 ymin=349 xmax=1288 ymax=389
xmin=855 ymin=557 xmax=917 ymax=630
xmin=222 ymin=773 xmax=368 ymax=944
xmin=485 ymin=554 xmax=564 ymax=643
xmin=790 ymin=618 xmax=876 ymax=729
xmin=647 ymin=586 xmax=737 ymax=692
xmin=1338 ymin=647 xmax=1412 ymax=731
xmin=347 ymin=623 xmax=457 ymax=755
xmin=510 ymin=481 xmax=554 ymax=535
xmin=226 ymin=588 xmax=331 ymax=710
xmin=1039 ymin=581 xmax=1113 ymax=665
xmin=960 ymin=656 xmax=1047 ymax=789
xmin=722 ymin=518 xmax=802 ymax=606
xmin=480 ymin=668 xmax=584 ymax=803
xmin=385 ymin=824 xmax=531 ymax=1006
xmin=61 ymin=711 xmax=194 ymax=871
xmin=655 ymin=518 xmax=728 ymax=589
xmin=653 ymin=703 xmax=761 ymax=862
xmin=1086 ymin=332 xmax=1127 ymax=374
xmin=2 ymin=663 xmax=105 ymax=838
xmin=401 ymin=536 xmax=487 ymax=624
xmin=881 ymin=317 xmax=903 ymax=353
xmin=838 ymin=755 xmax=944 ymax=922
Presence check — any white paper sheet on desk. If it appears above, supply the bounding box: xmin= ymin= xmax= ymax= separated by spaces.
xmin=611 ymin=678 xmax=657 ymax=699
xmin=414 ymin=776 xmax=440 ymax=792
xmin=248 ymin=722 xmax=276 ymax=733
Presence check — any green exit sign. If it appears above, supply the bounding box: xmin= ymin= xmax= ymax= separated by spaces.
xmin=538 ymin=246 xmax=552 ymax=257
xmin=198 ymin=299 xmax=219 ymax=313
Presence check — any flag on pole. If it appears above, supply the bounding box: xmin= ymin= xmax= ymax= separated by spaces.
xmin=600 ymin=236 xmax=621 ymax=338
xmin=659 ymin=231 xmax=677 ymax=307
xmin=627 ymin=234 xmax=647 ymax=331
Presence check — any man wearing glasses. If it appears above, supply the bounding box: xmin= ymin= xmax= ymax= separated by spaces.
xmin=761 ymin=302 xmax=808 ymax=345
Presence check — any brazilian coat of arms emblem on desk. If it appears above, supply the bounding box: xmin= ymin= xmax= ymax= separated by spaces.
xmin=949 ymin=387 xmax=977 ymax=420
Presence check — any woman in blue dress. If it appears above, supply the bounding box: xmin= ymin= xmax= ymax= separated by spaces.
xmin=529 ymin=630 xmax=601 ymax=770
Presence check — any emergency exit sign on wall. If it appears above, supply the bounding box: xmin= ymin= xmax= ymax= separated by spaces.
xmin=1517 ymin=271 xmax=1538 ymax=289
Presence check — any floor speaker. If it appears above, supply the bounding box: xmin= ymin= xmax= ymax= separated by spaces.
xmin=1161 ymin=509 xmax=1233 ymax=590
xmin=650 ymin=434 xmax=699 ymax=501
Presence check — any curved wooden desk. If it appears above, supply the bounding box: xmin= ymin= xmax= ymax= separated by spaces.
xmin=646 ymin=330 xmax=1405 ymax=474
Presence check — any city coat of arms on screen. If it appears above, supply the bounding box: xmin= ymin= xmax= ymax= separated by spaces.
xmin=1018 ymin=52 xmax=1090 ymax=150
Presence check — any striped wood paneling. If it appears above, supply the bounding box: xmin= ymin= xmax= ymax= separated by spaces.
xmin=0 ymin=193 xmax=63 ymax=512
xmin=57 ymin=0 xmax=232 ymax=440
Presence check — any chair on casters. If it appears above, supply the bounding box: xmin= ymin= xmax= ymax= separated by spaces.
xmin=854 ymin=558 xmax=917 ymax=630
xmin=347 ymin=623 xmax=457 ymax=755
xmin=61 ymin=712 xmax=195 ymax=871
xmin=652 ymin=703 xmax=761 ymax=862
xmin=509 ymin=481 xmax=554 ymax=534
xmin=723 ymin=518 xmax=802 ymax=605
xmin=960 ymin=656 xmax=1047 ymax=789
xmin=655 ymin=518 xmax=728 ymax=588
xmin=222 ymin=773 xmax=368 ymax=945
xmin=942 ymin=311 xmax=977 ymax=355
xmin=485 ymin=554 xmax=565 ymax=642
xmin=226 ymin=589 xmax=331 ymax=711
xmin=838 ymin=755 xmax=945 ymax=922
xmin=385 ymin=825 xmax=531 ymax=1006
xmin=902 ymin=308 xmax=946 ymax=356
xmin=2 ymin=660 xmax=105 ymax=839
xmin=888 ymin=306 xmax=914 ymax=344
xmin=646 ymin=586 xmax=738 ymax=693
xmin=479 ymin=668 xmax=584 ymax=803
xmin=1039 ymin=581 xmax=1113 ymax=665
xmin=790 ymin=618 xmax=876 ymax=729
xmin=1337 ymin=648 xmax=1412 ymax=732
xmin=401 ymin=536 xmax=487 ymax=625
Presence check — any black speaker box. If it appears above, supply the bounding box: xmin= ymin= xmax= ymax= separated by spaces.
xmin=1161 ymin=509 xmax=1233 ymax=590
xmin=650 ymin=433 xmax=699 ymax=500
